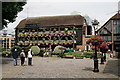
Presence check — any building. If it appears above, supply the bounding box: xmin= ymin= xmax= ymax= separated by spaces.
xmin=97 ymin=12 xmax=120 ymax=52
xmin=15 ymin=15 xmax=92 ymax=51
xmin=0 ymin=32 xmax=15 ymax=50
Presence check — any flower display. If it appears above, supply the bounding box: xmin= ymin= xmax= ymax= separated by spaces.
xmin=100 ymin=42 xmax=108 ymax=50
xmin=86 ymin=36 xmax=103 ymax=46
xmin=99 ymin=42 xmax=112 ymax=52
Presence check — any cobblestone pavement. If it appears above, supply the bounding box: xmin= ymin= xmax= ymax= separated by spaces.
xmin=2 ymin=57 xmax=119 ymax=78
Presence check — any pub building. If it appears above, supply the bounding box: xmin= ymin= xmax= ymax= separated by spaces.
xmin=15 ymin=15 xmax=92 ymax=51
xmin=97 ymin=12 xmax=120 ymax=52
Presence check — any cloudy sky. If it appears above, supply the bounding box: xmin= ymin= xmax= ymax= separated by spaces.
xmin=3 ymin=0 xmax=120 ymax=33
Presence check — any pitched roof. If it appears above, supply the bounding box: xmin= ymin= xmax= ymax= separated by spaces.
xmin=111 ymin=12 xmax=120 ymax=19
xmin=16 ymin=15 xmax=85 ymax=28
xmin=97 ymin=12 xmax=120 ymax=32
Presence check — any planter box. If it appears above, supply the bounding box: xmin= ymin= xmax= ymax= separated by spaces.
xmin=65 ymin=55 xmax=74 ymax=59
xmin=75 ymin=57 xmax=83 ymax=59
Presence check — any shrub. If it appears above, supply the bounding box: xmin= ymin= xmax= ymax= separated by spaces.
xmin=80 ymin=55 xmax=86 ymax=58
xmin=22 ymin=46 xmax=31 ymax=57
xmin=118 ymin=52 xmax=120 ymax=59
xmin=31 ymin=46 xmax=40 ymax=54
xmin=37 ymin=49 xmax=45 ymax=57
xmin=52 ymin=55 xmax=58 ymax=57
xmin=11 ymin=46 xmax=22 ymax=55
xmin=2 ymin=51 xmax=11 ymax=57
xmin=83 ymin=52 xmax=93 ymax=55
xmin=65 ymin=52 xmax=81 ymax=57
xmin=2 ymin=48 xmax=6 ymax=51
xmin=58 ymin=53 xmax=66 ymax=58
xmin=53 ymin=46 xmax=65 ymax=54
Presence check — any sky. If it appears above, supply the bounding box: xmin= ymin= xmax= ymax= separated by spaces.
xmin=2 ymin=0 xmax=120 ymax=34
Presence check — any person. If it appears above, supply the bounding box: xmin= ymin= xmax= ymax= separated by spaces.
xmin=28 ymin=49 xmax=33 ymax=66
xmin=12 ymin=49 xmax=18 ymax=66
xmin=20 ymin=50 xmax=25 ymax=66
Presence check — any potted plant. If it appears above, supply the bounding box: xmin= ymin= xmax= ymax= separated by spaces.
xmin=42 ymin=38 xmax=45 ymax=42
xmin=53 ymin=37 xmax=57 ymax=41
xmin=32 ymin=38 xmax=36 ymax=42
xmin=64 ymin=28 xmax=68 ymax=33
xmin=65 ymin=37 xmax=68 ymax=41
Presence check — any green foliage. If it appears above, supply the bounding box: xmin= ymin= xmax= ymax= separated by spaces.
xmin=31 ymin=46 xmax=40 ymax=54
xmin=65 ymin=52 xmax=94 ymax=58
xmin=83 ymin=52 xmax=93 ymax=55
xmin=2 ymin=51 xmax=11 ymax=57
xmin=2 ymin=2 xmax=26 ymax=30
xmin=0 ymin=46 xmax=2 ymax=52
xmin=65 ymin=52 xmax=81 ymax=57
xmin=52 ymin=55 xmax=58 ymax=57
xmin=37 ymin=49 xmax=45 ymax=57
xmin=58 ymin=53 xmax=66 ymax=58
xmin=11 ymin=46 xmax=22 ymax=55
xmin=80 ymin=55 xmax=86 ymax=57
xmin=53 ymin=46 xmax=65 ymax=54
xmin=83 ymin=52 xmax=94 ymax=58
xmin=65 ymin=37 xmax=68 ymax=41
xmin=22 ymin=38 xmax=26 ymax=42
xmin=2 ymin=48 xmax=6 ymax=51
xmin=22 ymin=46 xmax=31 ymax=56
xmin=32 ymin=38 xmax=36 ymax=41
xmin=118 ymin=52 xmax=120 ymax=59
xmin=53 ymin=37 xmax=57 ymax=41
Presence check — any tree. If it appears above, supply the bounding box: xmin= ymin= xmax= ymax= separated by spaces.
xmin=2 ymin=2 xmax=26 ymax=30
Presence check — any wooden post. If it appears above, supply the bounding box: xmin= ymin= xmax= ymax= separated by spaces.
xmin=112 ymin=20 xmax=114 ymax=51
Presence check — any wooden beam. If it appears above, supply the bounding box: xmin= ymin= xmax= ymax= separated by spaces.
xmin=112 ymin=20 xmax=114 ymax=51
xmin=104 ymin=26 xmax=112 ymax=34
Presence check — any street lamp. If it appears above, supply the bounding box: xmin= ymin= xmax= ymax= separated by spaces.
xmin=92 ymin=19 xmax=99 ymax=72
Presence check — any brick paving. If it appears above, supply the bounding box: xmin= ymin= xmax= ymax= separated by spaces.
xmin=2 ymin=57 xmax=119 ymax=78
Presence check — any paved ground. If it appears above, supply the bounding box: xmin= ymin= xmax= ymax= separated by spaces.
xmin=0 ymin=57 xmax=2 ymax=80
xmin=1 ymin=57 xmax=119 ymax=78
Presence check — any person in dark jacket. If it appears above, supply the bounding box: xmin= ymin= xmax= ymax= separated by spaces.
xmin=12 ymin=49 xmax=18 ymax=66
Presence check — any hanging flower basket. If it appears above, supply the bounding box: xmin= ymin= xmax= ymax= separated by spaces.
xmin=32 ymin=30 xmax=35 ymax=32
xmin=86 ymin=35 xmax=103 ymax=46
xmin=51 ymin=43 xmax=54 ymax=45
xmin=99 ymin=42 xmax=111 ymax=52
xmin=46 ymin=43 xmax=49 ymax=45
xmin=69 ymin=43 xmax=73 ymax=45
xmin=17 ymin=43 xmax=20 ymax=45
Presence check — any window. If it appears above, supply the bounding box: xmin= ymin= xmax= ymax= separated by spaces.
xmin=106 ymin=21 xmax=112 ymax=31
xmin=114 ymin=20 xmax=120 ymax=34
xmin=100 ymin=28 xmax=110 ymax=34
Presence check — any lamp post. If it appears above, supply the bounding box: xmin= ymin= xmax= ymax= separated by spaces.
xmin=92 ymin=19 xmax=99 ymax=72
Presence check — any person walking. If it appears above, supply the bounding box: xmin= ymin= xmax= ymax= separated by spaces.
xmin=20 ymin=50 xmax=25 ymax=66
xmin=28 ymin=49 xmax=33 ymax=66
xmin=12 ymin=49 xmax=18 ymax=66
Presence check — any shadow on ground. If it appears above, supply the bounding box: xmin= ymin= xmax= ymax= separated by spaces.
xmin=103 ymin=59 xmax=119 ymax=77
xmin=82 ymin=67 xmax=93 ymax=71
